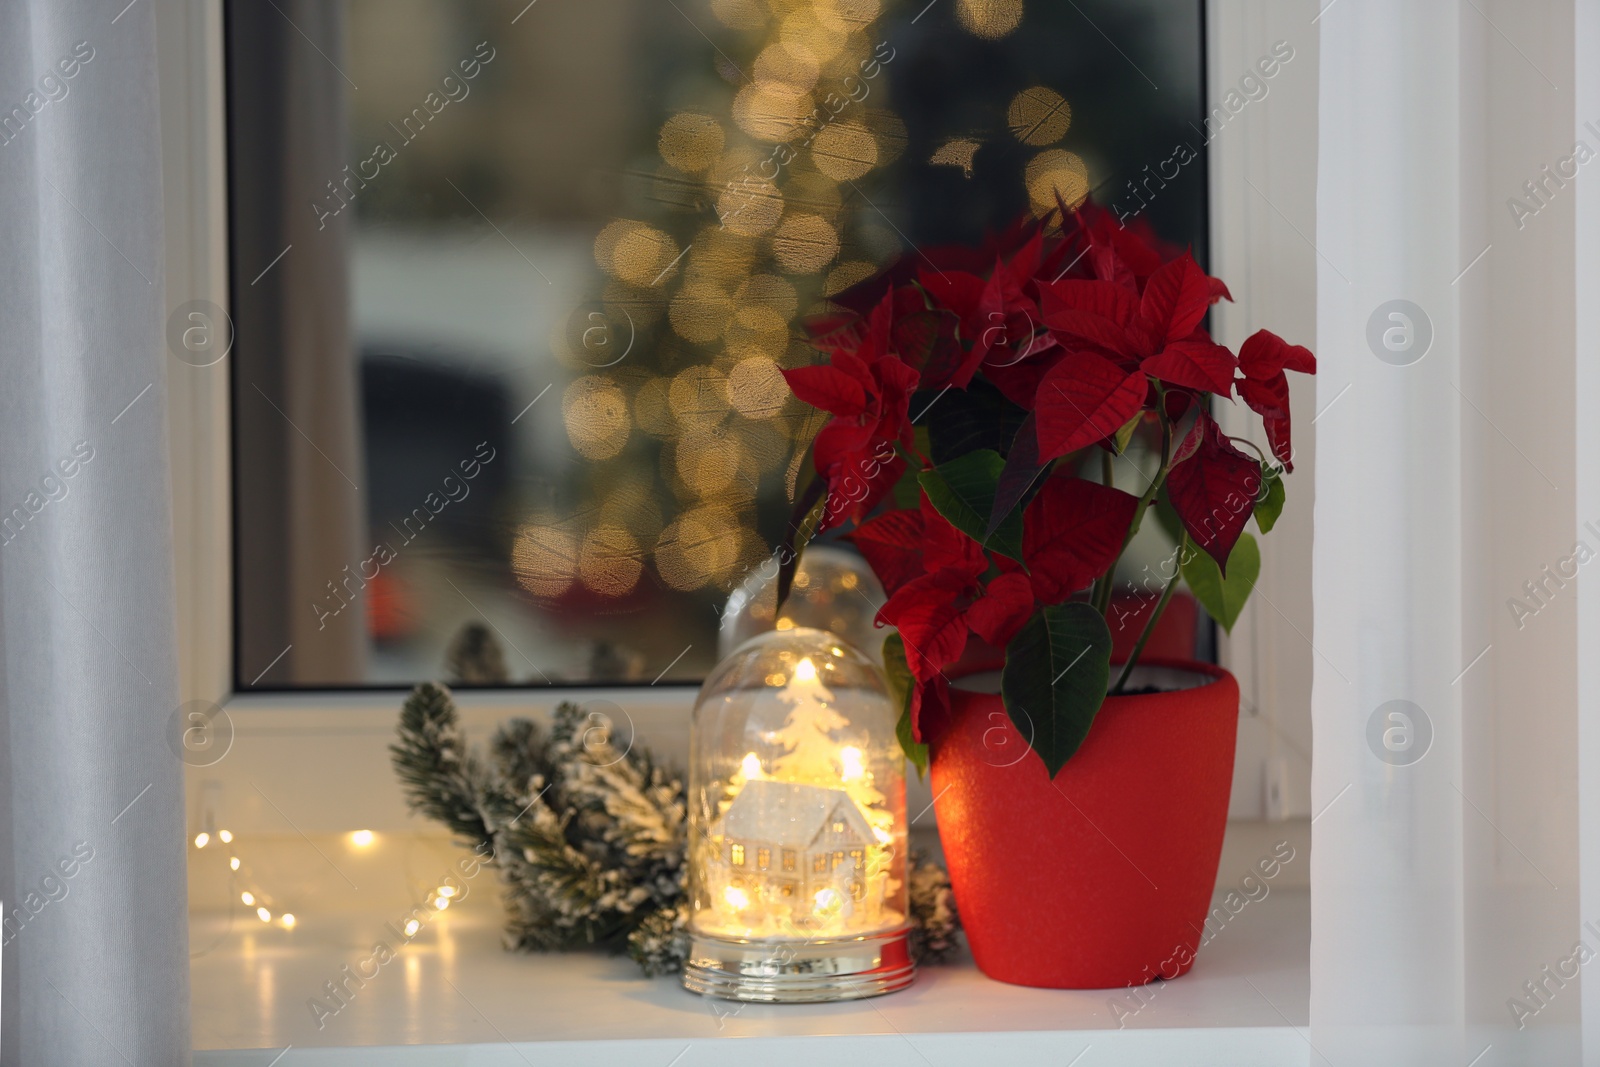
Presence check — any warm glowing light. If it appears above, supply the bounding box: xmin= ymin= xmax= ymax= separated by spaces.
xmin=674 ymin=428 xmax=741 ymax=496
xmin=692 ymin=634 xmax=909 ymax=952
xmin=670 ymin=280 xmax=739 ymax=340
xmin=433 ymin=896 xmax=450 ymax=911
xmin=279 ymin=913 xmax=296 ymax=929
xmin=229 ymin=857 xmax=241 ymax=871
xmin=809 ymin=122 xmax=878 ymax=181
xmin=825 ymin=260 xmax=879 ymax=296
xmin=217 ymin=829 xmax=234 ymax=844
xmin=240 ymin=892 xmax=255 ymax=906
xmin=562 ymin=376 xmax=631 ymax=461
xmin=350 ymin=830 xmax=375 ymax=848
xmin=930 ymin=137 xmax=981 ymax=178
xmin=193 ymin=832 xmax=210 ymax=849
xmin=813 ymin=888 xmax=843 ymax=916
xmin=579 ymin=524 xmax=644 ymax=598
xmin=1008 ymin=86 xmax=1071 ymax=146
xmin=593 ymin=219 xmax=680 ymax=287
xmin=771 ymin=213 xmax=840 ymax=273
xmin=512 ymin=523 xmax=579 ymax=598
xmin=726 ymin=355 xmax=789 ymax=419
xmin=404 ymin=918 xmax=421 ymax=937
xmin=658 ymin=112 xmax=725 ymax=174
xmin=957 ymin=0 xmax=1023 ymax=39
xmin=1025 ymin=149 xmax=1090 ymax=215
xmin=655 ymin=507 xmax=742 ymax=591
xmin=437 ymin=885 xmax=457 ymax=899
xmin=256 ymin=907 xmax=272 ymax=923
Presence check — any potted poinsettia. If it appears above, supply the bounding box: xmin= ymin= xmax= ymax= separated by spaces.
xmin=776 ymin=202 xmax=1314 ymax=989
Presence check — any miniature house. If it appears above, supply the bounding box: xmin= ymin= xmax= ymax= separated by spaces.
xmin=714 ymin=779 xmax=876 ymax=905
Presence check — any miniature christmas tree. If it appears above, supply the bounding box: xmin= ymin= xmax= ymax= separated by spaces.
xmin=768 ymin=657 xmax=852 ymax=784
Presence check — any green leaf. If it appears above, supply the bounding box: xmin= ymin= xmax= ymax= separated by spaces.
xmin=1180 ymin=532 xmax=1260 ymax=633
xmin=1111 ymin=413 xmax=1141 ymax=455
xmin=1254 ymin=467 xmax=1286 ymax=534
xmin=883 ymin=633 xmax=927 ymax=776
xmin=918 ymin=449 xmax=1025 ymax=560
xmin=1153 ymin=487 xmax=1185 ymax=546
xmin=1001 ymin=603 xmax=1114 ymax=777
xmin=891 ymin=457 xmax=923 ymax=510
xmin=920 ymin=378 xmax=1029 ymax=463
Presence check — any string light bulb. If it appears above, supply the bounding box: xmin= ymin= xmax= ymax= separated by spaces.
xmin=350 ymin=829 xmax=376 ymax=848
xmin=436 ymin=885 xmax=457 ymax=899
xmin=404 ymin=918 xmax=421 ymax=937
xmin=208 ymin=829 xmax=300 ymax=934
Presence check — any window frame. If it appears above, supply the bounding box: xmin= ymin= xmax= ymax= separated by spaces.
xmin=162 ymin=0 xmax=1317 ymax=838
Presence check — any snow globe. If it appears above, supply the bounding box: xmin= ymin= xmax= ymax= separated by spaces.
xmin=682 ymin=626 xmax=913 ymax=1002
xmin=717 ymin=545 xmax=888 ymax=664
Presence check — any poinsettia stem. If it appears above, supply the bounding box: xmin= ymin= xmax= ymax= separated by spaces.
xmin=1230 ymin=435 xmax=1270 ymax=465
xmin=1110 ymin=533 xmax=1188 ymax=695
xmin=1097 ymin=413 xmax=1173 ymax=621
xmin=1089 ymin=449 xmax=1118 ymax=612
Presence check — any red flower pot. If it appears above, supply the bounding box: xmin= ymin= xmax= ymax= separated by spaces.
xmin=929 ymin=657 xmax=1239 ymax=989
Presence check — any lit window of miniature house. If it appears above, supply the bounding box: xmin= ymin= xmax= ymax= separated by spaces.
xmin=684 ymin=627 xmax=912 ymax=1002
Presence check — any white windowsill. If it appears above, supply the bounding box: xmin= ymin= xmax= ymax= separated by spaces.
xmin=191 ymin=824 xmax=1310 ymax=1066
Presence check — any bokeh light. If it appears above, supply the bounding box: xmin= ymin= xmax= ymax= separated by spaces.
xmin=593 ymin=220 xmax=680 ymax=287
xmin=772 ymin=213 xmax=842 ymax=273
xmin=957 ymin=0 xmax=1024 ymax=39
xmin=825 ymin=259 xmax=879 ymax=294
xmin=513 ymin=523 xmax=578 ymax=598
xmin=1008 ymin=87 xmax=1072 ymax=145
xmin=579 ymin=524 xmax=645 ymax=598
xmin=562 ymin=376 xmax=631 ymax=461
xmin=732 ymin=82 xmax=814 ymax=143
xmin=658 ymin=112 xmax=726 ymax=174
xmin=727 ymin=356 xmax=791 ymax=420
xmin=1025 ymin=148 xmax=1090 ymax=215
xmin=715 ymin=176 xmax=786 ymax=237
xmin=670 ymin=281 xmax=737 ymax=343
xmin=809 ymin=121 xmax=878 ymax=181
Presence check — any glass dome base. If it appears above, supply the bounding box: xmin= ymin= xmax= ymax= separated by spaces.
xmin=682 ymin=925 xmax=915 ymax=1002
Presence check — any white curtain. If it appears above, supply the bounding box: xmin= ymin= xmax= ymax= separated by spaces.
xmin=1315 ymin=0 xmax=1591 ymax=1062
xmin=0 ymin=1 xmax=190 ymax=1063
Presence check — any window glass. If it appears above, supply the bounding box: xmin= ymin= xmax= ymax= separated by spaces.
xmin=227 ymin=0 xmax=1206 ymax=689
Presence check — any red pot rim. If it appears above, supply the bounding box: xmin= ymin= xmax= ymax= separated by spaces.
xmin=946 ymin=651 xmax=1230 ymax=699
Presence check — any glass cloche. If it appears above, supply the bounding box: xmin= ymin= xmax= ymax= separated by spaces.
xmin=717 ymin=545 xmax=889 ymax=664
xmin=682 ymin=627 xmax=913 ymax=1002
